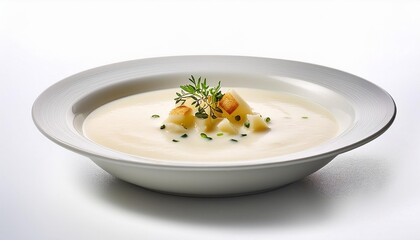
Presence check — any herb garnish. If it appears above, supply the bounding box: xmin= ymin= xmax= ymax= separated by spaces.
xmin=174 ymin=76 xmax=224 ymax=119
xmin=217 ymin=133 xmax=224 ymax=136
xmin=160 ymin=124 xmax=166 ymax=129
xmin=230 ymin=139 xmax=238 ymax=142
xmin=241 ymin=133 xmax=247 ymax=137
xmin=265 ymin=117 xmax=271 ymax=123
xmin=235 ymin=115 xmax=241 ymax=121
xmin=200 ymin=132 xmax=213 ymax=140
xmin=302 ymin=116 xmax=309 ymax=119
xmin=244 ymin=122 xmax=250 ymax=128
xmin=181 ymin=133 xmax=188 ymax=138
xmin=172 ymin=139 xmax=179 ymax=142
xmin=151 ymin=114 xmax=160 ymax=118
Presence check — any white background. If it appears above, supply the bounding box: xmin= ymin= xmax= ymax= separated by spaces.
xmin=1 ymin=0 xmax=420 ymax=239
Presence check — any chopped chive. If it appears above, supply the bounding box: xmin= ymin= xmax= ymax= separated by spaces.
xmin=172 ymin=139 xmax=179 ymax=142
xmin=200 ymin=133 xmax=208 ymax=138
xmin=160 ymin=124 xmax=166 ymax=129
xmin=302 ymin=116 xmax=309 ymax=119
xmin=235 ymin=115 xmax=241 ymax=121
xmin=151 ymin=114 xmax=160 ymax=118
xmin=244 ymin=122 xmax=250 ymax=128
xmin=217 ymin=133 xmax=224 ymax=136
xmin=200 ymin=133 xmax=213 ymax=140
xmin=230 ymin=139 xmax=238 ymax=142
xmin=241 ymin=133 xmax=247 ymax=137
xmin=265 ymin=117 xmax=271 ymax=123
xmin=181 ymin=133 xmax=188 ymax=138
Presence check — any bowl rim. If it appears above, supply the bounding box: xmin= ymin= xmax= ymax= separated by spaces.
xmin=32 ymin=55 xmax=397 ymax=170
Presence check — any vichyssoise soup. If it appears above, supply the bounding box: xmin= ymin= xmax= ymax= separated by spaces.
xmin=83 ymin=77 xmax=339 ymax=162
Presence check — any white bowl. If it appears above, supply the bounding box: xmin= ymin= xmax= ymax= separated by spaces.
xmin=32 ymin=56 xmax=396 ymax=196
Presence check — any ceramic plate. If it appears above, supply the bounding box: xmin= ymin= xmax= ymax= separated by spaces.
xmin=32 ymin=56 xmax=396 ymax=196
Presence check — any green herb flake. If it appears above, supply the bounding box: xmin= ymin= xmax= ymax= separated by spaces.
xmin=265 ymin=117 xmax=271 ymax=123
xmin=302 ymin=116 xmax=309 ymax=119
xmin=160 ymin=124 xmax=166 ymax=130
xmin=217 ymin=133 xmax=224 ymax=136
xmin=200 ymin=133 xmax=208 ymax=138
xmin=230 ymin=139 xmax=238 ymax=142
xmin=244 ymin=122 xmax=250 ymax=128
xmin=235 ymin=115 xmax=241 ymax=121
xmin=181 ymin=133 xmax=188 ymax=138
xmin=172 ymin=139 xmax=179 ymax=142
xmin=200 ymin=132 xmax=213 ymax=140
xmin=151 ymin=114 xmax=160 ymax=118
xmin=241 ymin=134 xmax=247 ymax=137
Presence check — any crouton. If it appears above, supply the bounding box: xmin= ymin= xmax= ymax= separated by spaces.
xmin=218 ymin=92 xmax=239 ymax=114
xmin=165 ymin=105 xmax=195 ymax=128
xmin=170 ymin=105 xmax=192 ymax=115
xmin=218 ymin=90 xmax=252 ymax=124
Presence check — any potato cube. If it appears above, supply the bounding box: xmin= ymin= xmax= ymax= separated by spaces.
xmin=164 ymin=123 xmax=187 ymax=133
xmin=196 ymin=117 xmax=223 ymax=132
xmin=217 ymin=118 xmax=239 ymax=135
xmin=247 ymin=114 xmax=270 ymax=132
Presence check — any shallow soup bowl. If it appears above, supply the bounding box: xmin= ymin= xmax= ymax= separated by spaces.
xmin=32 ymin=56 xmax=396 ymax=196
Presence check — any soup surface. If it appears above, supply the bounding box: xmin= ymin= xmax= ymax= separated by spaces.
xmin=83 ymin=88 xmax=339 ymax=162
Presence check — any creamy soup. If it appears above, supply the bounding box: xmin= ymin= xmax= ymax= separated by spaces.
xmin=83 ymin=88 xmax=339 ymax=162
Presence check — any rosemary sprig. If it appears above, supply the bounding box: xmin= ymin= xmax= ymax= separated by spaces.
xmin=174 ymin=75 xmax=224 ymax=119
